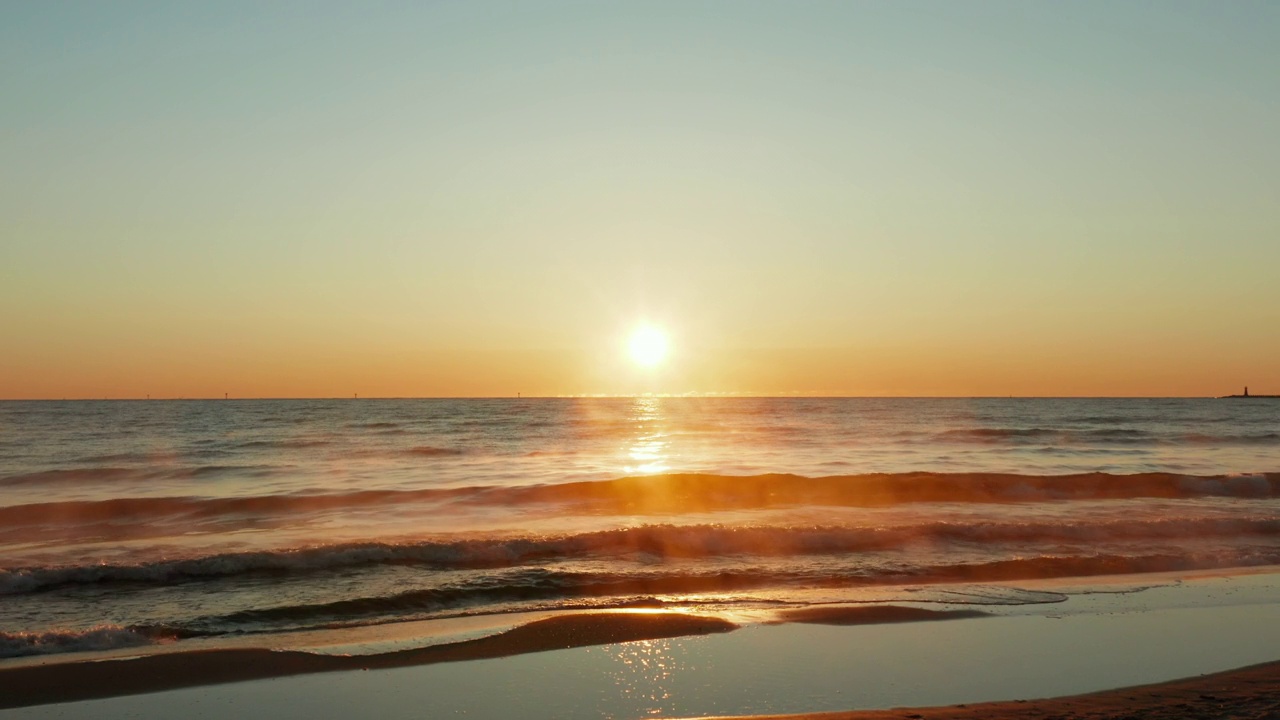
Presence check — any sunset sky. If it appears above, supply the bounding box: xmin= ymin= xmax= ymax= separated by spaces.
xmin=3 ymin=1 xmax=1277 ymax=398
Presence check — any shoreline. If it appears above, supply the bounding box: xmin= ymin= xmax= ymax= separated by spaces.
xmin=0 ymin=612 xmax=735 ymax=709
xmin=0 ymin=605 xmax=990 ymax=709
xmin=6 ymin=569 xmax=1280 ymax=716
xmin=692 ymin=659 xmax=1280 ymax=720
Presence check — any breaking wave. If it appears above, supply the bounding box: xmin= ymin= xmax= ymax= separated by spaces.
xmin=5 ymin=516 xmax=1279 ymax=595
xmin=0 ymin=626 xmax=168 ymax=659
xmin=140 ymin=550 xmax=1280 ymax=634
xmin=3 ymin=472 xmax=1276 ymax=529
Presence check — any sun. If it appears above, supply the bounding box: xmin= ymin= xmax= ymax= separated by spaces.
xmin=627 ymin=325 xmax=669 ymax=368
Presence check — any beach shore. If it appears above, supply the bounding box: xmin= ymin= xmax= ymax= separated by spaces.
xmin=695 ymin=660 xmax=1280 ymax=720
xmin=0 ymin=612 xmax=736 ymax=709
xmin=5 ymin=570 xmax=1280 ymax=718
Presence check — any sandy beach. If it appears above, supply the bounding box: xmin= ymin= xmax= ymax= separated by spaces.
xmin=15 ymin=655 xmax=1278 ymax=720
xmin=701 ymin=661 xmax=1280 ymax=720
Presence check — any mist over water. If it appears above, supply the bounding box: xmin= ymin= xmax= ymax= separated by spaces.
xmin=1 ymin=398 xmax=1277 ymax=658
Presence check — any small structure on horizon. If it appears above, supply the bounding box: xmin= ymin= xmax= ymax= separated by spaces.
xmin=1220 ymin=385 xmax=1280 ymax=399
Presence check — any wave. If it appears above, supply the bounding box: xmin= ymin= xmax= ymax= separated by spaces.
xmin=2 ymin=472 xmax=1277 ymax=530
xmin=77 ymin=453 xmax=169 ymax=464
xmin=0 ymin=488 xmax=454 ymax=529
xmin=6 ymin=547 xmax=1276 ymax=657
xmin=1061 ymin=415 xmax=1132 ymax=425
xmin=0 ymin=626 xmax=165 ymax=659
xmin=235 ymin=439 xmax=331 ymax=450
xmin=1182 ymin=432 xmax=1280 ymax=445
xmin=0 ymin=467 xmax=144 ymax=486
xmin=941 ymin=428 xmax=1059 ymax=440
xmin=180 ymin=550 xmax=1280 ymax=632
xmin=491 ymin=472 xmax=1280 ymax=510
xmin=937 ymin=428 xmax=1148 ymax=445
xmin=405 ymin=446 xmax=465 ymax=457
xmin=936 ymin=427 xmax=1280 ymax=446
xmin=0 ymin=464 xmax=280 ymax=487
xmin=6 ymin=516 xmax=1278 ymax=595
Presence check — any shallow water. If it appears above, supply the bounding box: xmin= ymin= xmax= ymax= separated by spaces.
xmin=7 ymin=577 xmax=1280 ymax=720
xmin=1 ymin=398 xmax=1277 ymax=657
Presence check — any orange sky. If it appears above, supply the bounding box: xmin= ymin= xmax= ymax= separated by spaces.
xmin=3 ymin=3 xmax=1278 ymax=398
xmin=5 ymin=334 xmax=1268 ymax=399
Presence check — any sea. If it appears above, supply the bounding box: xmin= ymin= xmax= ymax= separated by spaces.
xmin=1 ymin=397 xmax=1278 ymax=659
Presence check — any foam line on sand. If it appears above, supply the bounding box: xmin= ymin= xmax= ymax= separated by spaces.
xmin=0 ymin=612 xmax=735 ymax=709
xmin=775 ymin=605 xmax=989 ymax=625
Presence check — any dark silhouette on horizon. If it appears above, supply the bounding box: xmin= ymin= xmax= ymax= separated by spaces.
xmin=1220 ymin=386 xmax=1280 ymax=399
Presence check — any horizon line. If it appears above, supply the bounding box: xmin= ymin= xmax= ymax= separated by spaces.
xmin=0 ymin=394 xmax=1242 ymax=401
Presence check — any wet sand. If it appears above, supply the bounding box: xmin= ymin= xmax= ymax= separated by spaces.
xmin=0 ymin=612 xmax=735 ymax=709
xmin=6 ymin=611 xmax=1280 ymax=719
xmin=703 ymin=659 xmax=1280 ymax=720
xmin=0 ymin=605 xmax=993 ymax=709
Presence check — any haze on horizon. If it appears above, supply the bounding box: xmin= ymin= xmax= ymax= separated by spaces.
xmin=2 ymin=1 xmax=1277 ymax=399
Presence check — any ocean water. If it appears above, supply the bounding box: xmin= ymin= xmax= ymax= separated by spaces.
xmin=1 ymin=397 xmax=1278 ymax=659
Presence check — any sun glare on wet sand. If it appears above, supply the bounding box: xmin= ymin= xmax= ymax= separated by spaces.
xmin=628 ymin=326 xmax=670 ymax=368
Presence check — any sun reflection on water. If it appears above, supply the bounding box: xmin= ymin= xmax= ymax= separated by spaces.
xmin=624 ymin=397 xmax=670 ymax=475
xmin=601 ymin=638 xmax=683 ymax=716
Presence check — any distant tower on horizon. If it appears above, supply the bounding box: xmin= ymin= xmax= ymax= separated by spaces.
xmin=1245 ymin=386 xmax=1250 ymax=397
